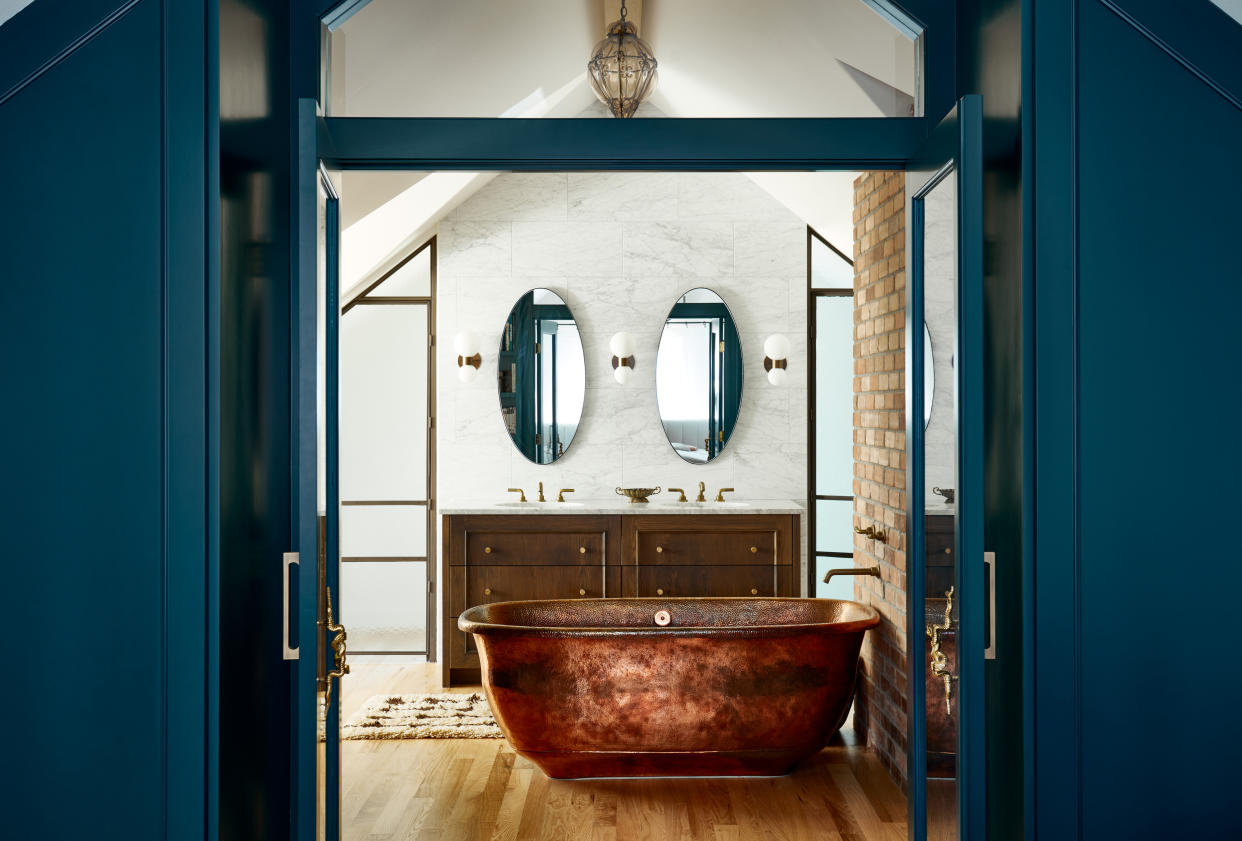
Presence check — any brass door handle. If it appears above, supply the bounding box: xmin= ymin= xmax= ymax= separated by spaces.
xmin=321 ymin=585 xmax=350 ymax=712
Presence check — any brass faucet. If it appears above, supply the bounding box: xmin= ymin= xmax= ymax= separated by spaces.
xmin=668 ymin=487 xmax=688 ymax=502
xmin=715 ymin=487 xmax=734 ymax=502
xmin=537 ymin=482 xmax=545 ymax=502
xmin=557 ymin=488 xmax=575 ymax=502
xmin=822 ymin=565 xmax=882 ymax=586
xmin=696 ymin=481 xmax=706 ymax=502
xmin=506 ymin=488 xmax=526 ymax=502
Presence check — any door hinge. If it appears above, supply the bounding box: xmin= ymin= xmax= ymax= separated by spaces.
xmin=535 ymin=341 xmax=541 ymax=354
xmin=718 ymin=340 xmax=725 ymax=353
xmin=428 ymin=417 xmax=434 ymax=429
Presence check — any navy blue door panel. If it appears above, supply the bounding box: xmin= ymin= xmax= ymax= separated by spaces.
xmin=1076 ymin=1 xmax=1242 ymax=836
xmin=0 ymin=1 xmax=210 ymax=838
xmin=1034 ymin=1 xmax=1242 ymax=838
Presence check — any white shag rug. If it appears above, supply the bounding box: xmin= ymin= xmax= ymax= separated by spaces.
xmin=341 ymin=693 xmax=503 ymax=740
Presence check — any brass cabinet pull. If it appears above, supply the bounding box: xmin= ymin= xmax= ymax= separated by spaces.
xmin=484 ymin=546 xmax=492 ymax=554
xmin=655 ymin=546 xmax=663 ymax=553
xmin=579 ymin=546 xmax=587 ymax=554
xmin=484 ymin=587 xmax=492 ymax=596
xmin=656 ymin=588 xmax=664 ymax=595
xmin=750 ymin=588 xmax=759 ymax=595
xmin=750 ymin=546 xmax=757 ymax=553
xmin=578 ymin=588 xmax=587 ymax=596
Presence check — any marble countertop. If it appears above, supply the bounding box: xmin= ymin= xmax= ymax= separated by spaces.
xmin=439 ymin=498 xmax=805 ymax=516
xmin=925 ymin=504 xmax=956 ymax=516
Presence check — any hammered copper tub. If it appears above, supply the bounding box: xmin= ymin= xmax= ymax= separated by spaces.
xmin=458 ymin=597 xmax=879 ymax=779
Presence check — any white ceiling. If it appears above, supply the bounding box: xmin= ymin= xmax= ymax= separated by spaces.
xmin=0 ymin=0 xmax=35 ymax=28
xmin=328 ymin=0 xmax=916 ymax=118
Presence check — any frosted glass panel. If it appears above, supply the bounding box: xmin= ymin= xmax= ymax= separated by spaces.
xmin=815 ymin=499 xmax=854 ymax=554
xmin=815 ymin=295 xmax=854 ymax=496
xmin=373 ymin=246 xmax=431 ymax=296
xmin=340 ymin=304 xmax=428 ymax=500
xmin=340 ymin=561 xmax=427 ymax=652
xmin=811 ymin=237 xmax=854 ymax=289
xmin=340 ymin=505 xmax=426 ymax=558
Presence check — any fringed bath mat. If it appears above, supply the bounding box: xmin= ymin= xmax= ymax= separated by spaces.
xmin=341 ymin=693 xmax=503 ymax=740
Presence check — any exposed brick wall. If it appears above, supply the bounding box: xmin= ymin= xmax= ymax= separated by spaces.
xmin=851 ymin=170 xmax=908 ymax=787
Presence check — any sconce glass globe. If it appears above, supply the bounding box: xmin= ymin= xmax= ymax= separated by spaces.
xmin=613 ymin=365 xmax=633 ymax=385
xmin=609 ymin=331 xmax=636 ymax=359
xmin=453 ymin=331 xmax=479 ymax=357
xmin=767 ymin=367 xmax=788 ymax=387
xmin=763 ymin=333 xmax=791 ymax=361
xmin=457 ymin=364 xmax=478 ymax=384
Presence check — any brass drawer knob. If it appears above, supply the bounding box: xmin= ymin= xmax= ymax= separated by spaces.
xmin=579 ymin=546 xmax=586 ymax=554
xmin=484 ymin=587 xmax=492 ymax=595
xmin=655 ymin=546 xmax=663 ymax=553
xmin=750 ymin=588 xmax=759 ymax=595
xmin=656 ymin=588 xmax=664 ymax=595
xmin=484 ymin=546 xmax=492 ymax=554
xmin=579 ymin=588 xmax=587 ymax=596
xmin=750 ymin=546 xmax=757 ymax=553
xmin=945 ymin=547 xmax=952 ymax=555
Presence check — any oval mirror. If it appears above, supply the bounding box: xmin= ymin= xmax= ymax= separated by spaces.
xmin=924 ymin=325 xmax=935 ymax=428
xmin=498 ymin=288 xmax=585 ymax=464
xmin=656 ymin=288 xmax=743 ymax=464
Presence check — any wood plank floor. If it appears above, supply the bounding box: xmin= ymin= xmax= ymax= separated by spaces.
xmin=340 ymin=664 xmax=909 ymax=841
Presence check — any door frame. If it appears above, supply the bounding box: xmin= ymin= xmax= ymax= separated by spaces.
xmin=293 ymin=3 xmax=970 ymax=840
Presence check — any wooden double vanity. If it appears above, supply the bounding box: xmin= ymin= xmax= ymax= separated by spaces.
xmin=441 ymin=503 xmax=802 ymax=685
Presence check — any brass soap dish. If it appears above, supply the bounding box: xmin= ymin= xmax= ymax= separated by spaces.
xmin=616 ymin=486 xmax=661 ymax=503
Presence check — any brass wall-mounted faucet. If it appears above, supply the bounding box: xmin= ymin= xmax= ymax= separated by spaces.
xmin=507 ymin=488 xmax=527 ymax=502
xmin=822 ymin=565 xmax=882 ymax=586
xmin=696 ymin=481 xmax=706 ymax=502
xmin=668 ymin=487 xmax=687 ymax=502
xmin=715 ymin=487 xmax=734 ymax=502
xmin=557 ymin=488 xmax=575 ymax=502
xmin=854 ymin=523 xmax=887 ymax=543
xmin=537 ymin=482 xmax=545 ymax=502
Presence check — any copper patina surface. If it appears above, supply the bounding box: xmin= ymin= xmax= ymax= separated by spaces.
xmin=459 ymin=598 xmax=879 ymax=779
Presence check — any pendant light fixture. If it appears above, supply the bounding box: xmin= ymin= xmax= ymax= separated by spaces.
xmin=587 ymin=0 xmax=658 ymax=118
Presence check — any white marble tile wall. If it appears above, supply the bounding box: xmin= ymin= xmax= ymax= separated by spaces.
xmin=436 ymin=172 xmax=809 ymax=586
xmin=919 ymin=173 xmax=958 ymax=503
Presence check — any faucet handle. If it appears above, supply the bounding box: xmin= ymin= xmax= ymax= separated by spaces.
xmin=668 ymin=487 xmax=687 ymax=502
xmin=557 ymin=488 xmax=575 ymax=503
xmin=506 ymin=488 xmax=527 ymax=503
xmin=715 ymin=487 xmax=735 ymax=503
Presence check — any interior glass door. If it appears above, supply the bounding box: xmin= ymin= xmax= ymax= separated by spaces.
xmin=908 ymin=96 xmax=984 ymax=841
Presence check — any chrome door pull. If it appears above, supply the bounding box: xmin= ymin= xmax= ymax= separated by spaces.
xmin=984 ymin=552 xmax=997 ymax=660
xmin=282 ymin=552 xmax=298 ymax=660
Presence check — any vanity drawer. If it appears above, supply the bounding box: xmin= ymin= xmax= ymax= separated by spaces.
xmin=459 ymin=528 xmax=606 ymax=566
xmin=461 ymin=564 xmax=608 ymax=604
xmin=633 ymin=530 xmax=777 ymax=565
xmin=627 ymin=564 xmax=786 ymax=598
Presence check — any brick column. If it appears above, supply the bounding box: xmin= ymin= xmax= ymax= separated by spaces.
xmin=851 ymin=170 xmax=908 ymax=787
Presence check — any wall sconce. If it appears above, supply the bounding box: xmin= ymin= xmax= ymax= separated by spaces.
xmin=763 ymin=334 xmax=790 ymax=386
xmin=610 ymin=332 xmax=636 ymax=385
xmin=454 ymin=331 xmax=481 ymax=383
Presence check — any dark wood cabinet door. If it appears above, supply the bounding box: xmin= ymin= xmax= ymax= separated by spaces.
xmin=626 ymin=564 xmax=784 ymax=598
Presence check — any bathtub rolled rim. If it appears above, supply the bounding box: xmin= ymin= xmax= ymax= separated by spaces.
xmin=458 ymin=596 xmax=881 ymax=638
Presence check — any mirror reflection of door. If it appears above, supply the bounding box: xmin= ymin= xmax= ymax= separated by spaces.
xmin=656 ymin=288 xmax=743 ymax=463
xmin=499 ymin=288 xmax=585 ymax=464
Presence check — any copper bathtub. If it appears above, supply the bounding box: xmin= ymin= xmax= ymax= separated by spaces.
xmin=458 ymin=597 xmax=880 ymax=779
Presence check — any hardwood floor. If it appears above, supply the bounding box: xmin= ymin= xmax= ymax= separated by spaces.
xmin=338 ymin=664 xmax=909 ymax=841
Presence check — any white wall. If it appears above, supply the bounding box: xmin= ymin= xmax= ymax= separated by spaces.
xmin=435 ymin=171 xmax=810 ymax=576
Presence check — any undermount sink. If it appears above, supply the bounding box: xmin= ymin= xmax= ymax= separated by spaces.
xmin=654 ymin=500 xmax=751 ymax=508
xmin=495 ymin=501 xmax=586 ymax=508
